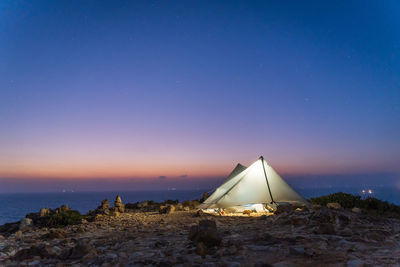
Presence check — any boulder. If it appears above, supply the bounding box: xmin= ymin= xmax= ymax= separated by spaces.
xmin=19 ymin=218 xmax=33 ymax=229
xmin=315 ymin=223 xmax=336 ymax=235
xmin=55 ymin=204 xmax=70 ymax=214
xmin=12 ymin=245 xmax=50 ymax=260
xmin=352 ymin=207 xmax=362 ymax=213
xmin=159 ymin=205 xmax=175 ymax=214
xmin=42 ymin=229 xmax=67 ymax=239
xmin=196 ymin=242 xmax=207 ymax=256
xmin=193 ymin=210 xmax=205 ymax=217
xmin=326 ymin=202 xmax=341 ymax=210
xmin=69 ymin=240 xmax=94 ymax=259
xmin=275 ymin=203 xmax=294 ymax=214
xmin=189 ymin=220 xmax=222 ymax=247
xmin=182 ymin=200 xmax=200 ymax=210
xmin=39 ymin=208 xmax=52 ymax=217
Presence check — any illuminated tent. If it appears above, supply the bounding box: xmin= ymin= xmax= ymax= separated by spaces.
xmin=198 ymin=156 xmax=308 ymax=210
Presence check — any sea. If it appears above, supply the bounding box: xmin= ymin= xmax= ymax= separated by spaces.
xmin=1 ymin=186 xmax=400 ymax=225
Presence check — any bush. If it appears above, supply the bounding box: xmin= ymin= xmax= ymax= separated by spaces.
xmin=310 ymin=192 xmax=400 ymax=216
xmin=310 ymin=192 xmax=361 ymax=209
xmin=42 ymin=210 xmax=85 ymax=227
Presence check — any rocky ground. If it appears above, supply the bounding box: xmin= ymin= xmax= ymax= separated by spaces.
xmin=1 ymin=200 xmax=400 ymax=266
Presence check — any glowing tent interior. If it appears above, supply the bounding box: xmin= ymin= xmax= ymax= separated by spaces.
xmin=198 ymin=156 xmax=309 ymax=212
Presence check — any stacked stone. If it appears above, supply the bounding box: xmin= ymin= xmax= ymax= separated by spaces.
xmin=114 ymin=195 xmax=125 ymax=213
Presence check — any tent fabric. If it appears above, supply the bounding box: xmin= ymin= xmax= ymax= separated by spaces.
xmin=220 ymin=163 xmax=247 ymax=186
xmin=198 ymin=157 xmax=308 ymax=209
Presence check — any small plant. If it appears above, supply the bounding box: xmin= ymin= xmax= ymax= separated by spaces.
xmin=43 ymin=210 xmax=85 ymax=227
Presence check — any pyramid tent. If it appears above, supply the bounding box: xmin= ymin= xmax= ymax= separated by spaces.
xmin=198 ymin=157 xmax=308 ymax=209
xmin=222 ymin=163 xmax=247 ymax=185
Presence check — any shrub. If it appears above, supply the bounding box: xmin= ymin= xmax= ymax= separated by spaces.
xmin=42 ymin=210 xmax=85 ymax=227
xmin=310 ymin=192 xmax=400 ymax=216
xmin=310 ymin=192 xmax=361 ymax=209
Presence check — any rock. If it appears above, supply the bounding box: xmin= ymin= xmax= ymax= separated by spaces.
xmin=166 ymin=205 xmax=175 ymax=214
xmin=189 ymin=220 xmax=222 ymax=247
xmin=13 ymin=245 xmax=49 ymax=260
xmin=243 ymin=210 xmax=252 ymax=215
xmin=193 ymin=210 xmax=205 ymax=217
xmin=196 ymin=242 xmax=207 ymax=256
xmin=352 ymin=207 xmax=362 ymax=213
xmin=347 ymin=258 xmax=364 ymax=267
xmin=27 ymin=260 xmax=40 ymax=266
xmin=183 ymin=206 xmax=190 ymax=211
xmin=0 ymin=222 xmax=20 ymax=237
xmin=182 ymin=200 xmax=200 ymax=210
xmin=228 ymin=245 xmax=238 ymax=255
xmin=69 ymin=240 xmax=94 ymax=259
xmin=55 ymin=204 xmax=70 ymax=213
xmin=159 ymin=205 xmax=175 ymax=214
xmin=19 ymin=218 xmax=33 ymax=229
xmin=15 ymin=230 xmax=23 ymax=239
xmin=326 ymin=202 xmax=341 ymax=210
xmin=114 ymin=195 xmax=125 ymax=213
xmin=275 ymin=203 xmax=293 ymax=214
xmin=39 ymin=208 xmax=52 ymax=217
xmin=110 ymin=208 xmax=120 ymax=217
xmin=289 ymin=246 xmax=305 ymax=256
xmin=312 ymin=204 xmax=322 ymax=210
xmin=101 ymin=199 xmax=110 ymax=210
xmin=315 ymin=223 xmax=336 ymax=235
xmin=42 ymin=229 xmax=67 ymax=239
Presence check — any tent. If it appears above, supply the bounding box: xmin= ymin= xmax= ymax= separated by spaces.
xmin=198 ymin=156 xmax=308 ymax=210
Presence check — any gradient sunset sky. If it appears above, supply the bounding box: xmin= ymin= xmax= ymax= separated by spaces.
xmin=1 ymin=1 xmax=399 ymax=191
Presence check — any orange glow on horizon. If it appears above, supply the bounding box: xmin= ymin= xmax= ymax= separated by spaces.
xmin=1 ymin=156 xmax=396 ymax=179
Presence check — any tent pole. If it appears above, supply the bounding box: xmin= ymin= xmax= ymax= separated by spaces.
xmin=260 ymin=156 xmax=275 ymax=204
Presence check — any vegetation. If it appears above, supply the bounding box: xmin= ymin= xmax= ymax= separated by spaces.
xmin=42 ymin=210 xmax=85 ymax=227
xmin=310 ymin=192 xmax=400 ymax=216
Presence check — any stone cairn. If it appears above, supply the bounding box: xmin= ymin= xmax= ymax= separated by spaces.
xmin=113 ymin=195 xmax=125 ymax=213
xmin=90 ymin=195 xmax=125 ymax=217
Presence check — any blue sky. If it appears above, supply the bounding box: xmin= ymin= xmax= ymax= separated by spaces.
xmin=0 ymin=1 xmax=399 ymax=191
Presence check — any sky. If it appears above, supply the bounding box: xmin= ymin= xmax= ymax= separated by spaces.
xmin=0 ymin=1 xmax=399 ymax=192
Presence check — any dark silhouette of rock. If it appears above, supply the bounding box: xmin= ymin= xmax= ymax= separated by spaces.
xmin=189 ymin=220 xmax=222 ymax=247
xmin=159 ymin=205 xmax=175 ymax=214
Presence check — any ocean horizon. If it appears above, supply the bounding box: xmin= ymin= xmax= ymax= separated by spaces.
xmin=1 ymin=186 xmax=400 ymax=225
